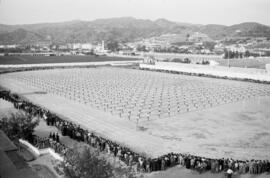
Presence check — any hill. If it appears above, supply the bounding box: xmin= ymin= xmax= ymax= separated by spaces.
xmin=0 ymin=17 xmax=270 ymax=44
xmin=223 ymin=22 xmax=270 ymax=38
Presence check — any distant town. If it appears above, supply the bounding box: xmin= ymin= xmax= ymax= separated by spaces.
xmin=1 ymin=32 xmax=270 ymax=59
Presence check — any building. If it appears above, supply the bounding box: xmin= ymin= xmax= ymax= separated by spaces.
xmin=81 ymin=43 xmax=93 ymax=50
xmin=189 ymin=32 xmax=212 ymax=42
xmin=0 ymin=130 xmax=38 ymax=178
xmin=0 ymin=44 xmax=18 ymax=49
xmin=227 ymin=44 xmax=246 ymax=53
xmin=95 ymin=41 xmax=108 ymax=53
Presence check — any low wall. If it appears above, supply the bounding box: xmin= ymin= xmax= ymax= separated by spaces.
xmin=19 ymin=139 xmax=64 ymax=162
xmin=140 ymin=62 xmax=270 ymax=82
xmin=19 ymin=139 xmax=40 ymax=158
xmin=39 ymin=148 xmax=64 ymax=162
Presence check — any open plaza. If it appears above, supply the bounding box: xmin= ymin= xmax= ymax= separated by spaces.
xmin=0 ymin=66 xmax=270 ymax=161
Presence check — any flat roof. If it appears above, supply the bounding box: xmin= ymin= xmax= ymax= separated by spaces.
xmin=0 ymin=130 xmax=39 ymax=178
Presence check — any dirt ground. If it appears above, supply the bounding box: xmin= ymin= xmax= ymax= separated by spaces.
xmin=143 ymin=96 xmax=270 ymax=160
xmin=1 ymin=99 xmax=270 ymax=178
xmin=145 ymin=166 xmax=270 ymax=178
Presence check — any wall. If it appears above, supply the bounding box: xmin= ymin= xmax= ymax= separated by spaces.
xmin=19 ymin=139 xmax=64 ymax=162
xmin=140 ymin=62 xmax=270 ymax=82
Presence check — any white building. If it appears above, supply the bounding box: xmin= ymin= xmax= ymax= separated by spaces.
xmin=81 ymin=43 xmax=93 ymax=50
xmin=71 ymin=43 xmax=82 ymax=50
xmin=227 ymin=45 xmax=246 ymax=53
xmin=95 ymin=41 xmax=108 ymax=53
xmin=0 ymin=44 xmax=17 ymax=49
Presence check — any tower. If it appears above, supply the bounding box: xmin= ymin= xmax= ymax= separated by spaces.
xmin=101 ymin=41 xmax=105 ymax=51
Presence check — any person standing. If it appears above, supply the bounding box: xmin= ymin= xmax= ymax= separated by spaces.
xmin=186 ymin=157 xmax=191 ymax=169
xmin=227 ymin=168 xmax=233 ymax=178
xmin=161 ymin=158 xmax=166 ymax=170
xmin=56 ymin=133 xmax=60 ymax=142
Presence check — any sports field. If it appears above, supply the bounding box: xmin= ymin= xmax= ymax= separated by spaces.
xmin=0 ymin=67 xmax=270 ymax=160
xmin=0 ymin=55 xmax=141 ymax=65
xmin=1 ymin=55 xmax=270 ymax=69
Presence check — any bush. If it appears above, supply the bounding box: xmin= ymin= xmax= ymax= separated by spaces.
xmin=62 ymin=147 xmax=114 ymax=178
xmin=0 ymin=111 xmax=39 ymax=142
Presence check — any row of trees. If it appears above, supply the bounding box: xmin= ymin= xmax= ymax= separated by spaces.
xmin=0 ymin=48 xmax=24 ymax=53
xmin=224 ymin=49 xmax=252 ymax=59
xmin=171 ymin=58 xmax=191 ymax=64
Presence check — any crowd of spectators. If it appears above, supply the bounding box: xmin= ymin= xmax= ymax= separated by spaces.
xmin=33 ymin=135 xmax=68 ymax=155
xmin=1 ymin=88 xmax=270 ymax=176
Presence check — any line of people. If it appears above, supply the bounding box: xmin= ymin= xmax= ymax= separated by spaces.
xmin=33 ymin=135 xmax=68 ymax=155
xmin=1 ymin=88 xmax=270 ymax=175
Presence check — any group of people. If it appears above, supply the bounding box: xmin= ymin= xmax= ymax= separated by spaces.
xmin=33 ymin=135 xmax=67 ymax=155
xmin=9 ymin=68 xmax=270 ymax=124
xmin=1 ymin=88 xmax=270 ymax=176
xmin=49 ymin=132 xmax=60 ymax=143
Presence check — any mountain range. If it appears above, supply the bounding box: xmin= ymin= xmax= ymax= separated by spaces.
xmin=0 ymin=17 xmax=270 ymax=44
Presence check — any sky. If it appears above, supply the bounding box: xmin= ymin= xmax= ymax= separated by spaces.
xmin=0 ymin=0 xmax=269 ymax=26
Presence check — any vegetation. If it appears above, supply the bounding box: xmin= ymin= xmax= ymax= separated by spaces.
xmin=62 ymin=147 xmax=114 ymax=178
xmin=0 ymin=55 xmax=141 ymax=65
xmin=61 ymin=146 xmax=137 ymax=178
xmin=106 ymin=41 xmax=120 ymax=52
xmin=223 ymin=49 xmax=265 ymax=59
xmin=60 ymin=146 xmax=137 ymax=178
xmin=136 ymin=45 xmax=148 ymax=52
xmin=1 ymin=18 xmax=270 ymax=44
xmin=0 ymin=111 xmax=39 ymax=142
xmin=171 ymin=58 xmax=191 ymax=63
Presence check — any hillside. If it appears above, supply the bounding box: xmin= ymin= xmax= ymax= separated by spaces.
xmin=198 ymin=24 xmax=227 ymax=39
xmin=0 ymin=17 xmax=270 ymax=44
xmin=224 ymin=22 xmax=270 ymax=38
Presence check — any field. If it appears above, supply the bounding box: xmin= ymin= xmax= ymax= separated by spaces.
xmin=1 ymin=55 xmax=270 ymax=70
xmin=215 ymin=58 xmax=270 ymax=69
xmin=0 ymin=55 xmax=141 ymax=65
xmin=0 ymin=67 xmax=270 ymax=160
xmin=151 ymin=53 xmax=270 ymax=69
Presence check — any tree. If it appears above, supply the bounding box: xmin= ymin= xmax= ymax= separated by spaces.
xmin=0 ymin=111 xmax=39 ymax=142
xmin=234 ymin=51 xmax=239 ymax=59
xmin=183 ymin=58 xmax=191 ymax=63
xmin=106 ymin=41 xmax=119 ymax=52
xmin=224 ymin=49 xmax=229 ymax=59
xmin=203 ymin=41 xmax=216 ymax=51
xmin=245 ymin=50 xmax=250 ymax=58
xmin=136 ymin=45 xmax=148 ymax=52
xmin=186 ymin=34 xmax=190 ymax=41
xmin=62 ymin=147 xmax=114 ymax=178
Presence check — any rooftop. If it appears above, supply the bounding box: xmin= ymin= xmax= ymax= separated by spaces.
xmin=0 ymin=130 xmax=39 ymax=178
